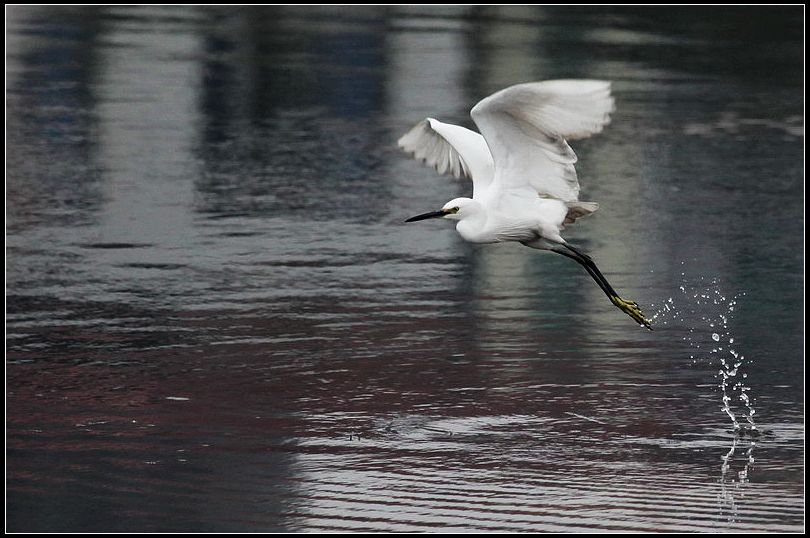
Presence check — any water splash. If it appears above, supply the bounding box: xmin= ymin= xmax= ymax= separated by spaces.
xmin=718 ymin=434 xmax=757 ymax=522
xmin=650 ymin=273 xmax=758 ymax=523
xmin=651 ymin=276 xmax=757 ymax=434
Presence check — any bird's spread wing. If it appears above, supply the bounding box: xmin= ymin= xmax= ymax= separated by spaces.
xmin=470 ymin=80 xmax=614 ymax=203
xmin=397 ymin=117 xmax=495 ymax=196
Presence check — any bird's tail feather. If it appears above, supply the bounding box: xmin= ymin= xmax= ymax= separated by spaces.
xmin=564 ymin=201 xmax=599 ymax=225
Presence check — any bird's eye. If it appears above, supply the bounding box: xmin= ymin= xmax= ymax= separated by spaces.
xmin=453 ymin=206 xmax=460 ymax=213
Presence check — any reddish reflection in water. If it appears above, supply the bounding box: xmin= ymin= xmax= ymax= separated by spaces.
xmin=7 ymin=305 xmax=805 ymax=531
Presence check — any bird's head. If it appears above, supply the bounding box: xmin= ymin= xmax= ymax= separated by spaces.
xmin=405 ymin=197 xmax=476 ymax=223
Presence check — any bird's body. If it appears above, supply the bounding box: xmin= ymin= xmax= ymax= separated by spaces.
xmin=444 ymin=196 xmax=566 ymax=245
xmin=400 ymin=79 xmax=652 ymax=329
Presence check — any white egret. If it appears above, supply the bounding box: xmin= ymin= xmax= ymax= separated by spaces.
xmin=400 ymin=79 xmax=652 ymax=330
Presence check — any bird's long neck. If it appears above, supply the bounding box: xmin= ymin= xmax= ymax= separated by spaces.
xmin=455 ymin=201 xmax=489 ymax=243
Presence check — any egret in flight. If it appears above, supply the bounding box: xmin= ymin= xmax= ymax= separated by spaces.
xmin=400 ymin=80 xmax=652 ymax=330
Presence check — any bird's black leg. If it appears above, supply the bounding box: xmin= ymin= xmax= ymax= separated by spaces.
xmin=550 ymin=246 xmax=616 ymax=299
xmin=550 ymin=243 xmax=653 ymax=330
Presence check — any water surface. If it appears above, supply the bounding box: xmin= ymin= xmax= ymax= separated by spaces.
xmin=6 ymin=6 xmax=804 ymax=532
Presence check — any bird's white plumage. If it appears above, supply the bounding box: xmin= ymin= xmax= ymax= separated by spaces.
xmin=471 ymin=79 xmax=614 ymax=203
xmin=400 ymin=79 xmax=615 ymax=244
xmin=399 ymin=80 xmax=614 ymax=207
xmin=397 ymin=118 xmax=494 ymax=197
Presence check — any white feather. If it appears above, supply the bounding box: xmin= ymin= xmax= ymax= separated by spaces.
xmin=471 ymin=79 xmax=614 ymax=203
xmin=397 ymin=117 xmax=495 ymax=197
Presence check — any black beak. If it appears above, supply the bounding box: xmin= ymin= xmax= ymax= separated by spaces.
xmin=405 ymin=209 xmax=446 ymax=223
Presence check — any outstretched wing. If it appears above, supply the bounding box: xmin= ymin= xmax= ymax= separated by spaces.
xmin=470 ymin=80 xmax=614 ymax=203
xmin=397 ymin=117 xmax=495 ymax=197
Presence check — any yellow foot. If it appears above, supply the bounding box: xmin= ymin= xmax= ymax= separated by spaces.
xmin=611 ymin=296 xmax=653 ymax=331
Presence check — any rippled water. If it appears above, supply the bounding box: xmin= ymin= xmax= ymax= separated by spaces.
xmin=6 ymin=6 xmax=804 ymax=532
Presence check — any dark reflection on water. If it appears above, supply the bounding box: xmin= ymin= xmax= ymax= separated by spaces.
xmin=7 ymin=5 xmax=803 ymax=532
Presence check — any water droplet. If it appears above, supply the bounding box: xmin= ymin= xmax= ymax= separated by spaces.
xmin=712 ymin=333 xmax=720 ymax=341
